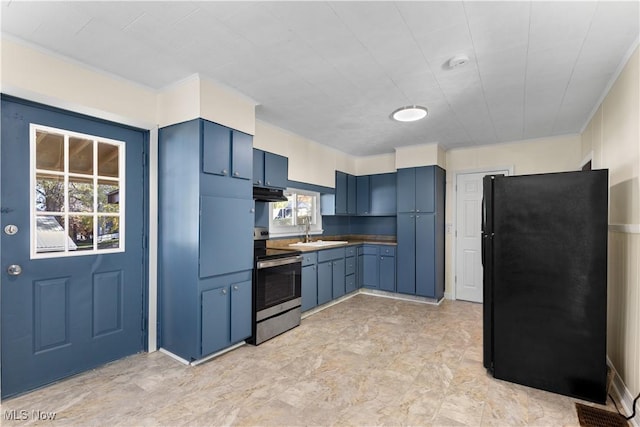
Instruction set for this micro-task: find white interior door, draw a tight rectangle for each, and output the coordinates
[455,169,509,302]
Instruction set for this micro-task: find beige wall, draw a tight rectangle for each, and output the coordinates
[395,143,446,170]
[444,134,583,299]
[253,120,357,188]
[584,46,640,397]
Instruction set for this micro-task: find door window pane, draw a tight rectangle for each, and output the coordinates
[36,174,65,212]
[35,131,64,172]
[68,176,94,213]
[68,137,94,175]
[98,142,119,177]
[31,124,125,258]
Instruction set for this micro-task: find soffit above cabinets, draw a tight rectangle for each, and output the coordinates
[2,1,638,156]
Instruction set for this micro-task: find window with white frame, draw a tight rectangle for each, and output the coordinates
[269,188,322,237]
[31,124,125,258]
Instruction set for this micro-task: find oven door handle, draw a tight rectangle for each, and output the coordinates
[257,255,303,269]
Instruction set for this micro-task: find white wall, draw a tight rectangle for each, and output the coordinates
[584,45,640,399]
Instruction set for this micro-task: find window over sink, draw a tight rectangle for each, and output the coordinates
[268,188,323,238]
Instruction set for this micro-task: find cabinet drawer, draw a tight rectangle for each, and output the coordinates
[345,246,356,257]
[346,274,356,293]
[302,252,318,267]
[380,246,396,256]
[318,247,345,262]
[360,246,378,255]
[345,256,356,275]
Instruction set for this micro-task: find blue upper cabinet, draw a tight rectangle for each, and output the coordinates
[370,173,396,215]
[397,166,434,213]
[253,149,288,189]
[231,130,252,180]
[347,174,357,215]
[335,171,348,214]
[356,175,371,215]
[264,151,288,188]
[202,121,231,176]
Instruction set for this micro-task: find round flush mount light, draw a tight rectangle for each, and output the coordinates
[391,105,428,122]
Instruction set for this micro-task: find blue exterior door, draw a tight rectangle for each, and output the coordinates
[1,97,147,398]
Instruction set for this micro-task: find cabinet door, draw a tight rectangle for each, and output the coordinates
[379,255,396,292]
[396,213,416,294]
[396,168,415,212]
[361,251,379,289]
[356,175,371,215]
[231,130,252,180]
[264,152,288,189]
[357,253,364,288]
[335,171,348,215]
[345,274,356,293]
[415,166,435,213]
[230,280,252,343]
[201,287,230,356]
[370,173,397,215]
[253,149,265,186]
[301,264,318,312]
[202,121,231,176]
[347,174,357,215]
[332,258,346,298]
[317,261,333,305]
[415,213,436,297]
[200,196,254,278]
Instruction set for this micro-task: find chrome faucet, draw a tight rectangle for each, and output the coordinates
[303,215,311,243]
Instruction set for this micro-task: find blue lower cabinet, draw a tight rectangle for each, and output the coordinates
[332,258,346,298]
[201,276,252,356]
[346,274,356,293]
[379,253,396,292]
[301,263,318,312]
[360,245,379,289]
[317,261,333,305]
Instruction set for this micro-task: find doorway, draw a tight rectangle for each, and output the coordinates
[454,167,510,302]
[1,96,148,398]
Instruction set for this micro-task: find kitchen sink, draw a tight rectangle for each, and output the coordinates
[289,240,349,248]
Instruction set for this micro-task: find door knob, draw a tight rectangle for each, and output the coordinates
[7,264,22,276]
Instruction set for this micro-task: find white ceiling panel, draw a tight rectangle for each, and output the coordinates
[1,1,637,156]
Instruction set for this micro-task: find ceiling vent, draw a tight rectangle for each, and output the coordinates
[448,54,469,69]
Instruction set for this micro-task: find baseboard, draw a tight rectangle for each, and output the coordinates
[607,357,639,427]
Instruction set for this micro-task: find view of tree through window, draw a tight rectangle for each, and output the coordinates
[270,189,320,236]
[32,125,123,256]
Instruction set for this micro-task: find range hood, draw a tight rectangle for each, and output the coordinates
[253,186,288,202]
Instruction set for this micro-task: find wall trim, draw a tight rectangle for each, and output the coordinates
[609,224,640,234]
[607,357,639,427]
[579,151,593,170]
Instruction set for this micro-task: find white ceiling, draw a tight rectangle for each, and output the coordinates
[2,1,638,156]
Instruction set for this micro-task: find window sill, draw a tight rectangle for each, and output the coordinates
[268,229,324,239]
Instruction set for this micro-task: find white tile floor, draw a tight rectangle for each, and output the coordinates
[1,294,614,426]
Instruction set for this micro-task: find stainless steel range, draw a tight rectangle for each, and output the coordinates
[249,227,303,345]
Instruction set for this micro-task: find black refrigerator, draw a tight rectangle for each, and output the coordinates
[482,169,608,404]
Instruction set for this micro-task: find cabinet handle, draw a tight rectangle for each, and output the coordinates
[257,180,262,185]
[221,289,227,295]
[221,169,228,175]
[233,285,239,291]
[250,208,255,213]
[266,181,271,185]
[233,171,239,176]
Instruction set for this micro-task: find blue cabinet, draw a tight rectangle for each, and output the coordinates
[301,252,318,312]
[317,248,346,302]
[159,118,253,361]
[199,196,253,278]
[356,176,370,215]
[202,121,251,180]
[201,276,252,356]
[358,245,396,291]
[370,173,397,215]
[397,167,434,213]
[331,171,356,215]
[253,149,288,189]
[396,166,445,299]
[356,173,396,216]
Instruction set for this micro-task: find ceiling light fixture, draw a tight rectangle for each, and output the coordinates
[391,105,428,122]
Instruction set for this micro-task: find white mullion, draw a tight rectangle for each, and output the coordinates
[63,135,69,253]
[119,142,125,251]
